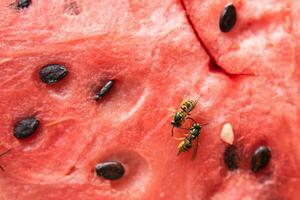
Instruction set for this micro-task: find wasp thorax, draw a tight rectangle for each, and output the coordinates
[172,112,185,126]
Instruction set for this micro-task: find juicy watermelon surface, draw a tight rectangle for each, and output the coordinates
[0,0,300,199]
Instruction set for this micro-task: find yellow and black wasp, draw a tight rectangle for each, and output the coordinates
[170,98,198,135]
[0,149,11,172]
[177,122,202,159]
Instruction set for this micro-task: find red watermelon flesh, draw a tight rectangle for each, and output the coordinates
[292,0,300,79]
[182,0,295,76]
[0,0,300,199]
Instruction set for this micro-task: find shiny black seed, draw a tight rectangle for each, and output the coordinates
[95,161,125,180]
[251,146,271,172]
[94,80,114,101]
[219,3,237,32]
[17,0,31,8]
[224,145,239,171]
[39,64,68,84]
[13,117,39,139]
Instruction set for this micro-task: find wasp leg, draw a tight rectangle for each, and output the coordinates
[171,126,175,136]
[200,122,209,126]
[167,108,176,112]
[172,126,188,136]
[172,126,189,136]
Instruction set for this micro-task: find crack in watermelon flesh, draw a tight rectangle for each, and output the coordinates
[0,0,300,199]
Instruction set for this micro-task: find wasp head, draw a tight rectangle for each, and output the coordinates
[192,123,201,130]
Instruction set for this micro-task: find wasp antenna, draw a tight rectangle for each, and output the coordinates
[186,117,197,124]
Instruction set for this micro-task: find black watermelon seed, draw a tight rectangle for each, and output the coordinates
[251,146,271,172]
[95,161,125,180]
[13,117,39,139]
[224,145,239,171]
[94,80,114,101]
[219,3,237,32]
[17,0,31,8]
[39,64,68,84]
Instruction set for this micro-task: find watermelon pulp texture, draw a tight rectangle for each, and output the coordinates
[0,0,300,199]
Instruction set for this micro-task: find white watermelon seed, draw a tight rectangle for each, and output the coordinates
[220,123,234,145]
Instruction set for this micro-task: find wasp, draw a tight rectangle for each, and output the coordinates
[171,99,198,135]
[177,123,201,159]
[0,149,11,172]
[177,122,207,159]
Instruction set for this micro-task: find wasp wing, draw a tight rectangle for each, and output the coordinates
[191,137,199,160]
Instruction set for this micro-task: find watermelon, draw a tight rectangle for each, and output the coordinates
[0,0,299,199]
